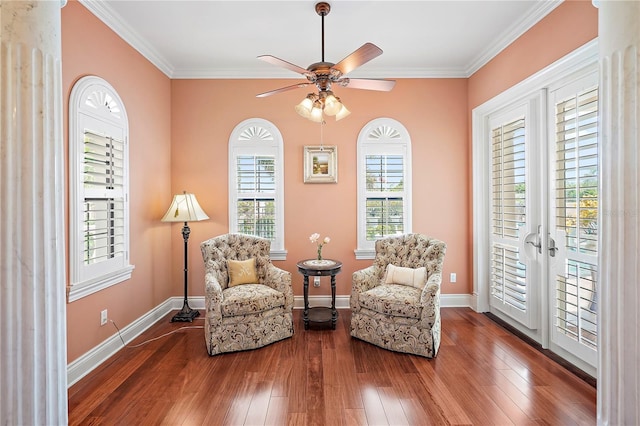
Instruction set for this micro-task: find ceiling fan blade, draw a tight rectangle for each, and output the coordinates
[256,82,311,98]
[332,43,383,76]
[257,55,310,75]
[339,78,396,91]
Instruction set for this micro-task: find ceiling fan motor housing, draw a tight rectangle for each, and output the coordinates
[306,61,341,91]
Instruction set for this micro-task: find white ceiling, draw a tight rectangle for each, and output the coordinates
[80,0,562,79]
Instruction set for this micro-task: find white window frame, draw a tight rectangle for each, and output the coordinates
[68,76,134,302]
[228,118,286,260]
[355,118,412,259]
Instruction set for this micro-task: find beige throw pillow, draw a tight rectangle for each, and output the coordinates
[227,258,258,287]
[384,264,427,289]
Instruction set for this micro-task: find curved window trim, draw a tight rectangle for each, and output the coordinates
[355,117,412,259]
[68,76,134,302]
[228,118,287,260]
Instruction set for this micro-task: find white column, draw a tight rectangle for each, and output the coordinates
[0,1,67,424]
[597,1,640,425]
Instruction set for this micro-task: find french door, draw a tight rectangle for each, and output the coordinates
[489,102,541,330]
[547,74,599,367]
[488,70,599,369]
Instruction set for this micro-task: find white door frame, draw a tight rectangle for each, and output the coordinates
[472,41,598,357]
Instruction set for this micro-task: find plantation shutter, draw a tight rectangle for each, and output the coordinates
[82,130,126,265]
[490,117,529,316]
[553,86,599,351]
[365,155,405,241]
[236,155,276,240]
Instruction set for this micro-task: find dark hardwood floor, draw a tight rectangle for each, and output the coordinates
[68,308,596,425]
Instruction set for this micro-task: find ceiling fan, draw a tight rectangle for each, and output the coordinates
[256,1,396,121]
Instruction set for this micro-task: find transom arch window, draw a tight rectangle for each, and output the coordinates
[68,76,134,302]
[229,118,286,260]
[355,118,412,259]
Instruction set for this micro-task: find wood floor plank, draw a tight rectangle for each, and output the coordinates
[411,360,475,425]
[265,396,288,426]
[244,380,274,426]
[492,370,542,420]
[436,365,513,425]
[333,340,364,410]
[223,371,260,426]
[342,408,368,426]
[402,373,450,425]
[322,384,347,426]
[480,384,535,425]
[67,308,597,426]
[358,383,389,425]
[286,412,306,426]
[397,397,433,426]
[304,335,325,426]
[378,386,411,426]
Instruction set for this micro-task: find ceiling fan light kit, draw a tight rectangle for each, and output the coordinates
[257,1,395,122]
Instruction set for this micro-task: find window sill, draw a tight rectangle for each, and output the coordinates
[270,249,287,261]
[354,249,375,260]
[67,265,135,302]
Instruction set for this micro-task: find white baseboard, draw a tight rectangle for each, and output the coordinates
[293,295,351,309]
[292,294,472,309]
[440,293,473,307]
[68,293,472,387]
[469,293,479,312]
[67,297,185,387]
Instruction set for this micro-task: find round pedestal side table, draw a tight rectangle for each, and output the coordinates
[296,259,342,330]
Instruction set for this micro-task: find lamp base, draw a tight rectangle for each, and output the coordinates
[171,302,200,322]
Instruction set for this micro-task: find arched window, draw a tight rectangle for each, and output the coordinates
[228,118,286,259]
[355,118,412,259]
[68,76,134,301]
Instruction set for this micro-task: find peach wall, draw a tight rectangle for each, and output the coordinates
[171,78,469,298]
[468,0,598,109]
[62,1,173,362]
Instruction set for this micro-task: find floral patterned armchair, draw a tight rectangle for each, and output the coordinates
[200,233,294,355]
[350,234,446,358]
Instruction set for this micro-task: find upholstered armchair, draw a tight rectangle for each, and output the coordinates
[200,233,294,356]
[350,234,446,358]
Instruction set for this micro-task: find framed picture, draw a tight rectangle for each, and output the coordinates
[304,145,338,183]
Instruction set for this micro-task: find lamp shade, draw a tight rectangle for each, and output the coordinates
[161,192,209,222]
[295,95,314,119]
[309,101,324,123]
[335,103,351,121]
[323,93,341,116]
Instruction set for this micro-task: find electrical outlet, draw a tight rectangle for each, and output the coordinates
[450,273,457,283]
[313,276,321,288]
[100,309,108,326]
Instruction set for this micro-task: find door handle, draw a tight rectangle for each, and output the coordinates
[525,225,542,254]
[548,235,559,257]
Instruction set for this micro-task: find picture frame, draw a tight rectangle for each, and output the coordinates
[303,145,338,183]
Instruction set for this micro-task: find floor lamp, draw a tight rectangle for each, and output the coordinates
[162,191,209,322]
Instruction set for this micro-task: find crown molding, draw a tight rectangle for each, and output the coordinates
[170,66,470,79]
[79,0,175,78]
[465,0,563,76]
